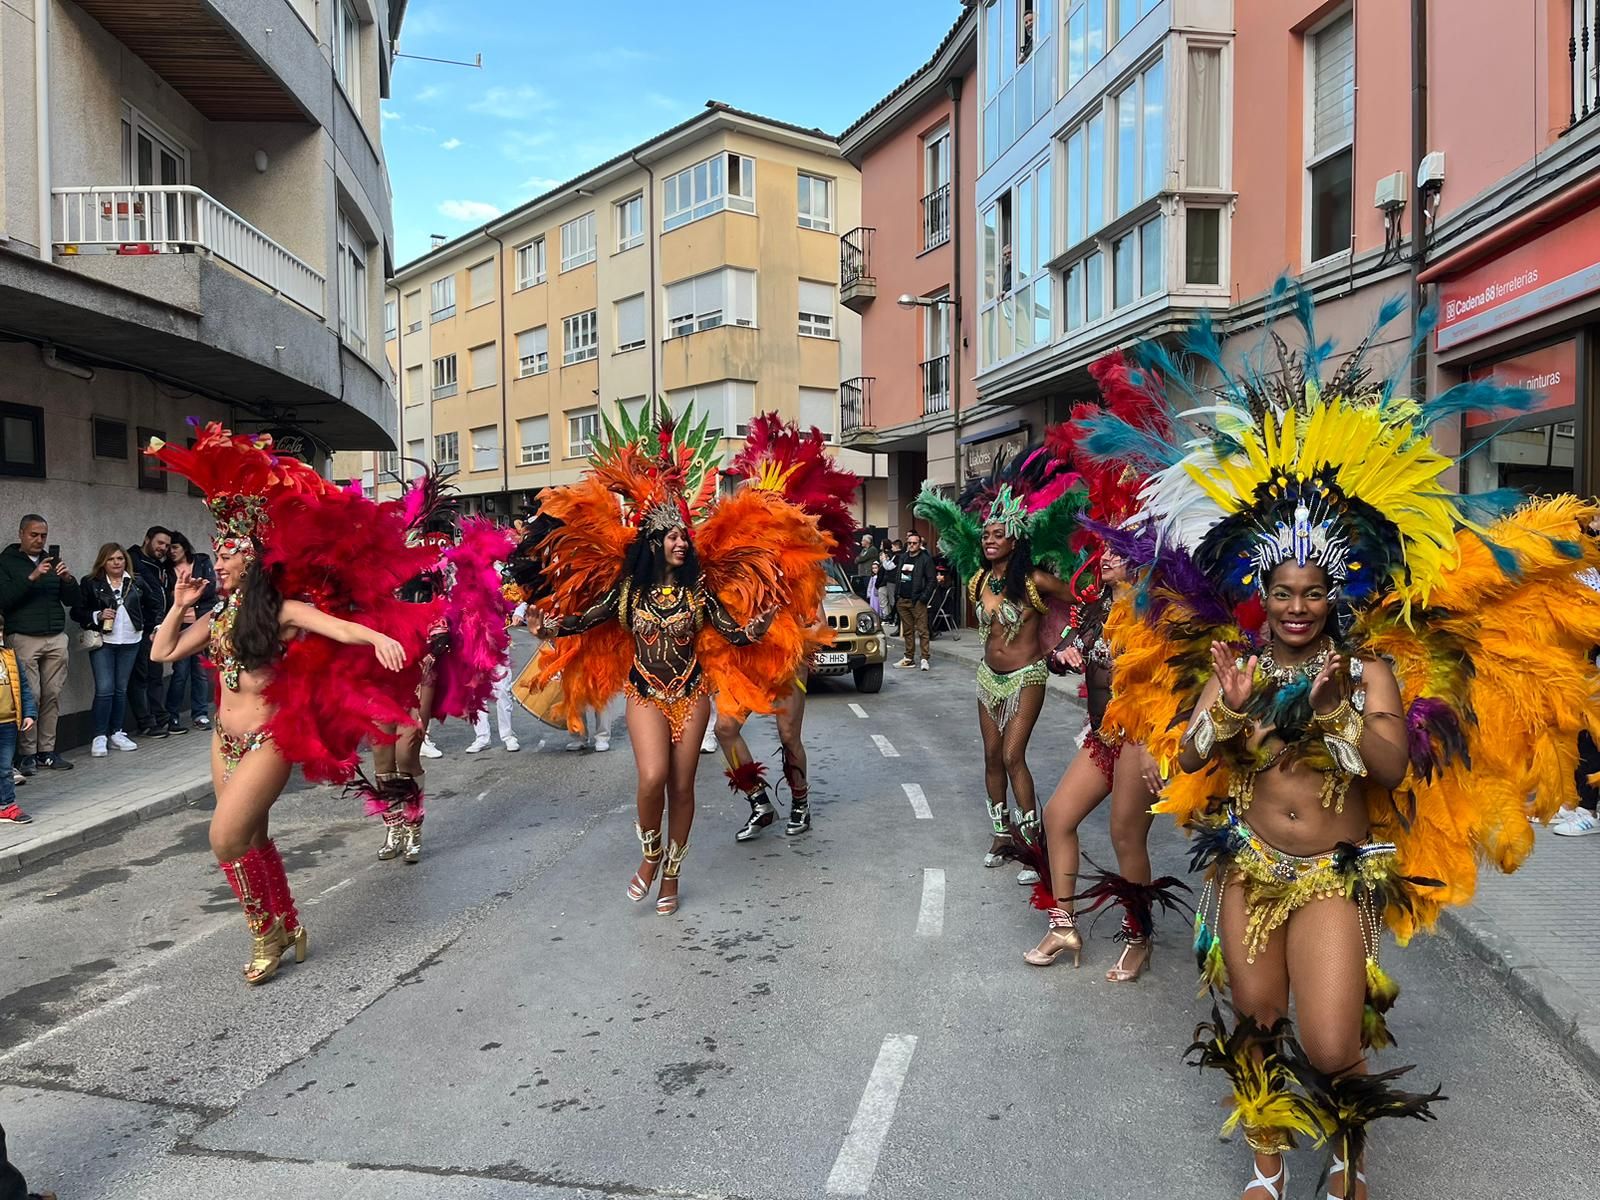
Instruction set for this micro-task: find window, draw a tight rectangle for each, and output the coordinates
[518,416,551,465]
[383,300,397,341]
[431,354,458,399]
[616,294,646,353]
[665,268,757,338]
[562,310,598,365]
[1112,58,1164,217]
[560,212,596,271]
[469,342,498,390]
[376,450,400,478]
[468,259,495,308]
[406,439,425,471]
[662,152,756,231]
[983,0,1054,168]
[93,417,128,460]
[1187,46,1224,189]
[1085,250,1104,323]
[517,326,549,376]
[1113,231,1136,308]
[1186,207,1221,284]
[567,407,601,457]
[924,127,952,250]
[798,281,835,338]
[136,426,166,492]
[619,396,649,427]
[1066,0,1106,91]
[434,432,459,470]
[616,194,644,251]
[516,238,546,289]
[470,424,499,472]
[430,275,456,321]
[336,210,368,353]
[1306,10,1354,263]
[799,387,837,440]
[666,381,755,439]
[334,0,361,112]
[1139,215,1163,296]
[979,157,1053,366]
[405,365,424,406]
[797,173,833,231]
[404,289,422,332]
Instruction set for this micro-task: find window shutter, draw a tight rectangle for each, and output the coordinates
[799,387,835,435]
[617,295,645,348]
[1312,12,1355,156]
[799,280,833,316]
[470,343,497,388]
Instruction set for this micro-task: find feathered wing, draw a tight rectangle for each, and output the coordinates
[1357,496,1600,940]
[913,485,981,581]
[695,488,832,718]
[727,412,860,565]
[431,518,518,723]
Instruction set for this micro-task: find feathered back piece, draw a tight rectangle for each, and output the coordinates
[590,397,721,535]
[430,517,519,724]
[724,412,860,564]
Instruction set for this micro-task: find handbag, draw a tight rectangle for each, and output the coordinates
[79,627,104,651]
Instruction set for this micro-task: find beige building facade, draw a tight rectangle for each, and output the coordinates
[371,104,884,523]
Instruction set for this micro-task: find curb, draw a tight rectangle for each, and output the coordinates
[1438,901,1600,1082]
[0,780,213,876]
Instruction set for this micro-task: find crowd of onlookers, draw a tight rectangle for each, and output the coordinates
[853,530,955,673]
[0,514,217,825]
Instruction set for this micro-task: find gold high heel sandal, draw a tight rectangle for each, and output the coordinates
[377,820,405,861]
[243,918,294,985]
[402,822,422,865]
[1022,908,1082,967]
[628,825,664,901]
[656,839,688,915]
[1105,936,1152,983]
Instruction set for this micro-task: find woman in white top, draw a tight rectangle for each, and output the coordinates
[73,543,146,756]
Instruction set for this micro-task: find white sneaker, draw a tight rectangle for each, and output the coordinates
[502,736,521,752]
[1553,805,1580,826]
[700,729,717,754]
[919,658,930,671]
[91,735,108,757]
[465,736,491,754]
[1017,868,1041,885]
[419,737,443,759]
[565,737,587,752]
[110,732,138,752]
[1552,809,1600,837]
[593,734,610,752]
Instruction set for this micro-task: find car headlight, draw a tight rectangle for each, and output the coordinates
[856,611,879,634]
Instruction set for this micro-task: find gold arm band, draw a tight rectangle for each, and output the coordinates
[1188,696,1250,760]
[1312,699,1367,780]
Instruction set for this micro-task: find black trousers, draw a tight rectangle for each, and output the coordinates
[126,633,167,730]
[0,1121,33,1200]
[1578,730,1600,814]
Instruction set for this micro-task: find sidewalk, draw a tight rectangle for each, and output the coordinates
[0,733,213,874]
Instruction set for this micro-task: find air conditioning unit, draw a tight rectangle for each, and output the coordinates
[1374,171,1407,212]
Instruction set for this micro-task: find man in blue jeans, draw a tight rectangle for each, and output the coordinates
[0,619,38,824]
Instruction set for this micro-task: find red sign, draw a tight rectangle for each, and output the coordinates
[1436,203,1600,350]
[1464,338,1578,428]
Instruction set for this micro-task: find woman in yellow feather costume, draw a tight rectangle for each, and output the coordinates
[516,399,830,916]
[1080,286,1600,1200]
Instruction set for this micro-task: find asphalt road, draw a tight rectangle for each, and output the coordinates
[1,650,1597,1199]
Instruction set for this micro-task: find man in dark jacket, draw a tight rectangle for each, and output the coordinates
[125,526,172,739]
[895,531,936,671]
[0,514,82,773]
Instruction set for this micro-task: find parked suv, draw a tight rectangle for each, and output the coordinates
[813,559,886,692]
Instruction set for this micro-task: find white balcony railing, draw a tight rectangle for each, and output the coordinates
[53,185,325,317]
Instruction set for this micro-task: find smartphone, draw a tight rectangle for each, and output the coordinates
[46,543,60,563]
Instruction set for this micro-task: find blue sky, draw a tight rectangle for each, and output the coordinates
[384,0,967,263]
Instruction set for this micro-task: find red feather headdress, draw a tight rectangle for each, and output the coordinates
[723,412,860,564]
[589,398,721,535]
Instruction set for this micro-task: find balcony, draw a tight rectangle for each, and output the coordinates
[922,184,951,252]
[921,355,951,415]
[840,227,876,313]
[54,186,325,317]
[841,376,874,435]
[1572,0,1600,127]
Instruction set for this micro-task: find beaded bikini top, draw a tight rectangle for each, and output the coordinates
[209,592,244,692]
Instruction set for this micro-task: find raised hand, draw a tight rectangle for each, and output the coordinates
[1210,641,1257,711]
[172,564,208,608]
[1310,651,1347,715]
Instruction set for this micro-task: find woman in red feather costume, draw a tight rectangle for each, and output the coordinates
[712,413,859,841]
[146,423,438,985]
[522,400,831,914]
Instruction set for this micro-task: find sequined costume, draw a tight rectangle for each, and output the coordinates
[969,569,1050,731]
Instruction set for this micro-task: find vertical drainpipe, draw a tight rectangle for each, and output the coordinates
[1409,0,1428,400]
[630,151,660,403]
[34,0,52,261]
[489,231,510,506]
[946,75,964,485]
[388,280,404,477]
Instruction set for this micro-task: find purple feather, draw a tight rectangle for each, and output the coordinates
[1405,697,1467,781]
[1151,545,1234,628]
[1081,515,1155,565]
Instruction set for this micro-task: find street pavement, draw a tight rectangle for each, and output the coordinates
[2,647,1599,1199]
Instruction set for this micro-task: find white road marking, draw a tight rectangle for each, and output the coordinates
[0,983,155,1061]
[848,703,869,719]
[901,783,932,820]
[871,734,899,758]
[318,876,355,897]
[915,869,945,936]
[825,1034,919,1195]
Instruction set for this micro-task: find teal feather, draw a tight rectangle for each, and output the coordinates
[1549,537,1583,559]
[1381,307,1438,405]
[1078,412,1184,471]
[1419,381,1537,428]
[913,484,982,581]
[1449,488,1526,527]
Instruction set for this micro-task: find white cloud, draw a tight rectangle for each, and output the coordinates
[520,176,563,195]
[501,128,556,163]
[438,199,502,223]
[414,84,444,102]
[382,108,403,121]
[411,124,437,135]
[440,137,462,151]
[470,85,556,120]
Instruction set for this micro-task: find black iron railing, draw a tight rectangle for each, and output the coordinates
[841,376,873,432]
[922,184,951,251]
[841,226,875,289]
[921,355,951,415]
[1571,1,1599,126]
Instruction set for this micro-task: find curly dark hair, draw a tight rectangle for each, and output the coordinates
[625,528,701,593]
[981,531,1035,604]
[232,555,285,673]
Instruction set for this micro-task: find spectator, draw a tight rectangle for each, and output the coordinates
[71,543,145,757]
[468,597,523,754]
[895,531,936,671]
[126,526,172,740]
[0,1118,53,1200]
[0,513,81,774]
[853,532,877,596]
[1554,514,1600,838]
[162,532,216,733]
[877,540,901,632]
[0,614,38,823]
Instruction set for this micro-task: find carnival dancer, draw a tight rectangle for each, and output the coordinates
[713,413,859,840]
[519,400,831,914]
[146,424,437,985]
[915,447,1086,884]
[1084,289,1600,1199]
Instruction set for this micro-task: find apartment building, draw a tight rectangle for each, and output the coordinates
[838,8,979,538]
[372,103,882,523]
[0,0,405,746]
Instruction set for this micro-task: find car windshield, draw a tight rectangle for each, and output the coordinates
[823,559,853,596]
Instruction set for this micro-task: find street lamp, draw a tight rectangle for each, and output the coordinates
[896,293,957,311]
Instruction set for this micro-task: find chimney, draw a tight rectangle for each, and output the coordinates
[430,233,447,249]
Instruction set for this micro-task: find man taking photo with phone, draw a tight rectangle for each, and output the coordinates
[0,514,81,774]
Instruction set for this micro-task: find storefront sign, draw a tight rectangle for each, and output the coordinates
[1437,205,1600,351]
[1464,338,1579,428]
[263,426,320,465]
[963,428,1030,479]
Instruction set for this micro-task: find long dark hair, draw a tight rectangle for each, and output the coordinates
[232,556,285,672]
[985,532,1035,604]
[166,531,196,565]
[626,529,701,592]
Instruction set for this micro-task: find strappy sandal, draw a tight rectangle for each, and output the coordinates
[628,824,663,901]
[656,840,688,915]
[1244,1158,1286,1199]
[1022,908,1082,967]
[1327,1155,1367,1200]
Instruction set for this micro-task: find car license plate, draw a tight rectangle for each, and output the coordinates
[813,651,847,667]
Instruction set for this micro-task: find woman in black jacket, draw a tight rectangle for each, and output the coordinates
[71,543,146,757]
[163,532,218,733]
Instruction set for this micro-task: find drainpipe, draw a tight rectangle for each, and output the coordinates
[388,280,404,480]
[946,75,964,482]
[1409,0,1428,399]
[630,150,660,402]
[489,231,511,504]
[34,0,52,261]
